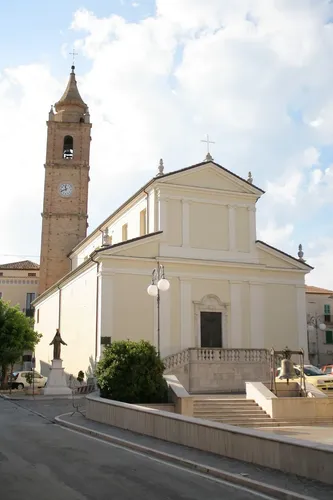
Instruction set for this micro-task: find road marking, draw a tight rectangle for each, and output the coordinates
[58,423,281,499]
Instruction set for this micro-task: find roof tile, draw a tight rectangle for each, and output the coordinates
[0,260,40,270]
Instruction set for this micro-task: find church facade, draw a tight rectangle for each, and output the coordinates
[33,68,312,379]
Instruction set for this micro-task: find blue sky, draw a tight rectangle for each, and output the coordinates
[1,0,333,286]
[0,1,154,72]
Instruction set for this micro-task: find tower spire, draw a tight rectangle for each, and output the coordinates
[54,65,87,114]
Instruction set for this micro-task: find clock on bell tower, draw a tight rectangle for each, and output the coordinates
[39,65,92,294]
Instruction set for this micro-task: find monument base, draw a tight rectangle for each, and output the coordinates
[43,359,72,396]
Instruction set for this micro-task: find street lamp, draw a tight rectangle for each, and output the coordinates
[307,313,326,366]
[147,264,170,356]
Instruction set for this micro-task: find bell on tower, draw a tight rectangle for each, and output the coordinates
[63,135,74,160]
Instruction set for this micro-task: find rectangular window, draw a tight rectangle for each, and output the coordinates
[101,336,111,345]
[326,330,333,344]
[140,208,147,236]
[28,273,36,277]
[122,223,128,241]
[324,304,331,323]
[26,292,36,311]
[0,292,2,300]
[0,272,3,276]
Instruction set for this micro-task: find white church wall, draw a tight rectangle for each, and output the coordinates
[72,195,148,268]
[111,272,154,344]
[157,185,258,262]
[35,264,97,379]
[35,291,60,376]
[60,265,97,378]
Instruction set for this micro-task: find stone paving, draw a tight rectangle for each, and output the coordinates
[256,425,333,445]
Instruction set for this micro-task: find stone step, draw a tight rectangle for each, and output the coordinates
[194,410,267,417]
[193,399,255,403]
[193,405,261,411]
[193,401,259,406]
[212,415,271,422]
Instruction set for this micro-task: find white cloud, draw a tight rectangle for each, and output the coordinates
[1,1,333,288]
[258,222,294,247]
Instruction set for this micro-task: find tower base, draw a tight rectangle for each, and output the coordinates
[43,359,72,396]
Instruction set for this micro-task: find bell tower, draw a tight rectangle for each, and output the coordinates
[39,65,92,294]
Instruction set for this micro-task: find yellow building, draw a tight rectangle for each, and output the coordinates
[0,260,39,315]
[306,285,333,367]
[0,260,39,370]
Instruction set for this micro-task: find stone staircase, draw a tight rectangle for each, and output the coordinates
[193,396,333,428]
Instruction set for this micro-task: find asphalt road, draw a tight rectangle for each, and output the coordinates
[0,398,272,500]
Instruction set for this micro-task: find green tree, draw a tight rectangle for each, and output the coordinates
[96,340,168,404]
[0,299,42,388]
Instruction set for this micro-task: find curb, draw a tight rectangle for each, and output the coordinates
[55,414,314,500]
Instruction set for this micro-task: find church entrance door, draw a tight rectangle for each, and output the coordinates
[200,312,222,348]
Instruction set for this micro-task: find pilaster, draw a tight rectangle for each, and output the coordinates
[96,271,114,360]
[228,204,236,251]
[180,278,192,350]
[182,199,190,247]
[230,280,243,347]
[249,282,265,348]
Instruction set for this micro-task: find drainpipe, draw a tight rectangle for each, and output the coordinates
[144,188,150,233]
[57,285,62,330]
[90,253,100,363]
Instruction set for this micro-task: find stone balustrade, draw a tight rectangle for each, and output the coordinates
[163,348,270,393]
[190,348,269,363]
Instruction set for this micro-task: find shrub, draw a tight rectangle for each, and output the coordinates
[96,340,169,404]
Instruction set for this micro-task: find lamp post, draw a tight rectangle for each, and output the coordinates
[307,313,326,367]
[147,264,170,356]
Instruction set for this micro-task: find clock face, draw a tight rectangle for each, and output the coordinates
[59,183,73,197]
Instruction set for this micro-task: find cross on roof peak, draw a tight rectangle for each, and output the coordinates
[201,134,215,161]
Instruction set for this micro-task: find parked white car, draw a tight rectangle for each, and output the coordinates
[10,371,47,389]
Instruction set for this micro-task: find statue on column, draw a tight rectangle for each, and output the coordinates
[50,329,67,360]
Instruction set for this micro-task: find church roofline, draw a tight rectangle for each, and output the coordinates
[69,160,264,258]
[93,231,163,255]
[33,232,163,306]
[256,240,314,270]
[160,160,265,195]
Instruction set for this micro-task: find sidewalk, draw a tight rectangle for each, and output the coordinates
[56,412,332,500]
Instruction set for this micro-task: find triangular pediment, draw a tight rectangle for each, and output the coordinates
[97,232,161,259]
[159,161,263,196]
[256,241,313,272]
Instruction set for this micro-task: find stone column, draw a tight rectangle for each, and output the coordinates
[230,281,243,347]
[228,204,236,251]
[180,279,192,350]
[249,282,265,348]
[296,285,309,362]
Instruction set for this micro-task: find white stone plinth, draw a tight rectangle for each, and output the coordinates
[43,359,72,396]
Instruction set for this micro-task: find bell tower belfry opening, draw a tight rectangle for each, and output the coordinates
[39,65,92,294]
